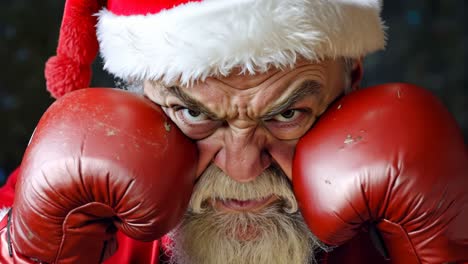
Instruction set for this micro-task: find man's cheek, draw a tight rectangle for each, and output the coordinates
[195,139,223,178]
[267,140,298,180]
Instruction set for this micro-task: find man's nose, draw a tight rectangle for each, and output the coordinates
[213,129,271,182]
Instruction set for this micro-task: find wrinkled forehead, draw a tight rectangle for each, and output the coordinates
[152,58,343,90]
[144,58,346,111]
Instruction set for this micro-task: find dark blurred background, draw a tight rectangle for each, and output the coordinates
[0,0,467,185]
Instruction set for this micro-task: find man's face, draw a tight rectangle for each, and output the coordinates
[144,58,351,263]
[145,59,347,181]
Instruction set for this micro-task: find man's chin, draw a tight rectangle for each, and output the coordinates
[223,215,263,242]
[213,198,287,242]
[168,204,323,264]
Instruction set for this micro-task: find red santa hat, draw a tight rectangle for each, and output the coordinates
[45,0,386,98]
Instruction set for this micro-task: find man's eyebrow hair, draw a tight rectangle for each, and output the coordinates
[166,85,219,119]
[262,80,322,119]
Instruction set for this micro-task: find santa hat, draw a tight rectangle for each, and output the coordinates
[45,0,386,98]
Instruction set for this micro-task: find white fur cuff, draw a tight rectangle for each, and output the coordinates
[0,207,10,220]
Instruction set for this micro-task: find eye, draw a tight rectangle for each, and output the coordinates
[176,107,210,123]
[170,106,222,139]
[271,109,302,122]
[263,108,315,140]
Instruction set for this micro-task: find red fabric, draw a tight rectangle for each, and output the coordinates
[0,167,19,208]
[107,0,202,15]
[104,233,162,264]
[45,55,92,98]
[45,0,101,98]
[60,0,101,64]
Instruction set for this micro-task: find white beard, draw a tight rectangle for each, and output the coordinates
[166,165,327,264]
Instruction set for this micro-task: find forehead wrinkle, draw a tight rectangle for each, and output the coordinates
[200,79,269,121]
[209,67,283,91]
[249,63,328,118]
[262,80,322,119]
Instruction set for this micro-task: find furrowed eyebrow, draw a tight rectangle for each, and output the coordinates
[166,85,220,119]
[262,80,322,120]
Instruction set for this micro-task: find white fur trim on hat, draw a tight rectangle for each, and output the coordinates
[97,0,385,85]
[0,207,9,220]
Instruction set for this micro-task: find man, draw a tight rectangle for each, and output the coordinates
[1,0,467,263]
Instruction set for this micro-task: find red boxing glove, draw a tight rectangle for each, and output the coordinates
[293,84,468,263]
[0,88,197,263]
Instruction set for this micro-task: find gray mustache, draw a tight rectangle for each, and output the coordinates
[189,164,298,214]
